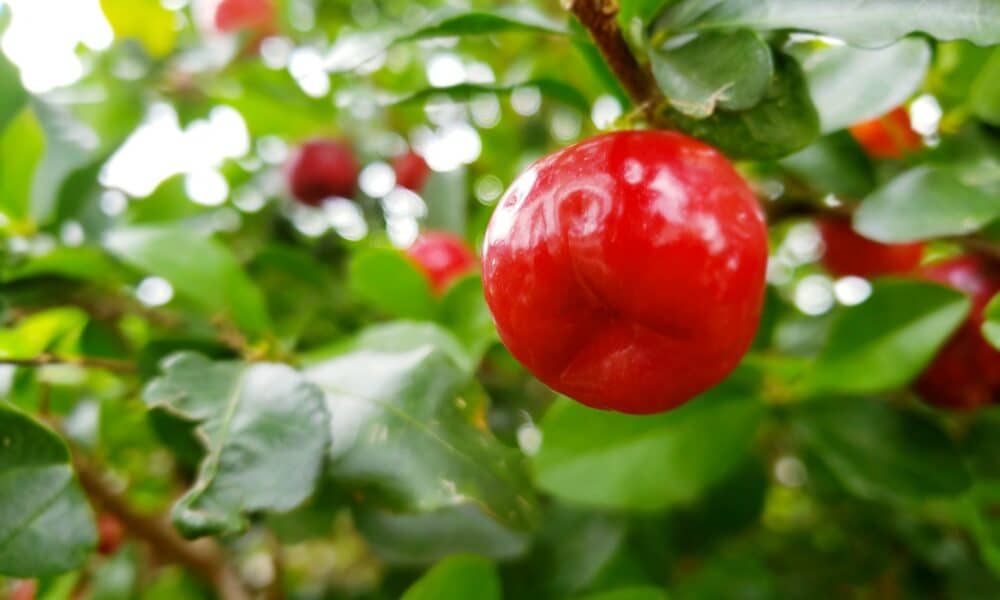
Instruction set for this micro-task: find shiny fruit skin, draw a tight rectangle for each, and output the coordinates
[214,0,275,33]
[482,130,768,414]
[393,151,431,192]
[97,513,125,556]
[818,218,924,278]
[406,231,477,294]
[848,106,922,159]
[285,139,360,206]
[916,256,1000,410]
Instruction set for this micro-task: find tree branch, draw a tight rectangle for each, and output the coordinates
[563,0,665,123]
[0,354,136,373]
[73,456,251,600]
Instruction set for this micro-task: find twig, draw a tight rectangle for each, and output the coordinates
[0,353,136,373]
[563,0,666,125]
[73,456,251,600]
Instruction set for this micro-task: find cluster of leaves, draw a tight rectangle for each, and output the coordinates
[0,0,999,598]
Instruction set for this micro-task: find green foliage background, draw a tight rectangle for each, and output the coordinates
[1,0,1000,598]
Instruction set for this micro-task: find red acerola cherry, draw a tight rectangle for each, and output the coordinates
[848,106,922,159]
[406,231,478,294]
[818,218,924,278]
[214,0,276,33]
[915,255,1000,410]
[482,131,768,414]
[10,580,36,600]
[393,151,431,192]
[97,512,125,556]
[285,139,360,206]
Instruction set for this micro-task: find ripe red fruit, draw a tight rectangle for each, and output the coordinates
[848,106,922,159]
[214,0,276,33]
[818,217,924,278]
[406,231,478,294]
[393,151,431,192]
[916,255,1000,410]
[10,580,36,600]
[97,512,125,556]
[285,139,360,206]
[482,131,768,414]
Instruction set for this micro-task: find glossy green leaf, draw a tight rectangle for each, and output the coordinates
[984,292,1000,350]
[401,554,501,600]
[0,48,27,135]
[103,225,271,336]
[854,166,1000,243]
[794,38,931,133]
[808,279,970,395]
[348,247,436,321]
[654,0,1000,47]
[29,102,102,224]
[796,397,971,501]
[971,47,1000,125]
[143,352,329,538]
[532,387,762,511]
[650,29,773,118]
[0,405,95,576]
[327,6,568,73]
[0,108,43,221]
[355,503,531,565]
[386,79,591,114]
[780,131,875,198]
[438,275,497,367]
[303,323,538,534]
[662,53,819,159]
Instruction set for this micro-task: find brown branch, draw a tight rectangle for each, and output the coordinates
[0,353,136,373]
[73,456,251,600]
[563,0,665,124]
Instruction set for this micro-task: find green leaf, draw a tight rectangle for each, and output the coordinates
[401,554,501,600]
[348,247,436,321]
[303,323,538,534]
[0,107,44,221]
[29,102,102,224]
[531,387,762,511]
[650,29,773,118]
[971,47,1000,125]
[327,6,568,73]
[0,48,27,135]
[103,225,271,336]
[577,587,668,600]
[807,279,970,395]
[984,292,1000,350]
[386,79,591,114]
[796,397,971,502]
[422,168,468,236]
[355,503,531,565]
[143,353,329,538]
[0,307,88,359]
[793,38,931,133]
[780,131,876,198]
[662,52,819,159]
[654,0,1000,47]
[0,404,96,576]
[100,0,177,57]
[438,275,497,368]
[1,246,119,284]
[854,166,1000,243]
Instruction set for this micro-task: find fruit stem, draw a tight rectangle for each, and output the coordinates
[563,0,669,127]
